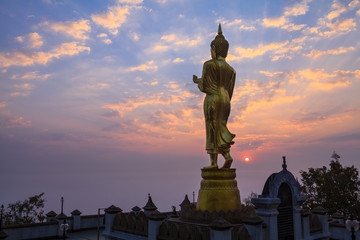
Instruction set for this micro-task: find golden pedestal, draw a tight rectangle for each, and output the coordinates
[196,168,241,212]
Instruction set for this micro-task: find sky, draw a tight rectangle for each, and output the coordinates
[1,0,360,215]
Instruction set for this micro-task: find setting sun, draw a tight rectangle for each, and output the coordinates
[245,157,250,162]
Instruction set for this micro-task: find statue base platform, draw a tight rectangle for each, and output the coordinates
[196,168,241,212]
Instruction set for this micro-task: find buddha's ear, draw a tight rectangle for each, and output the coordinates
[211,45,216,58]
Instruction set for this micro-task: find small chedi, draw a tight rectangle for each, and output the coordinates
[193,24,241,213]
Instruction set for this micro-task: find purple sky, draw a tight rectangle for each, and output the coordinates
[1,0,360,215]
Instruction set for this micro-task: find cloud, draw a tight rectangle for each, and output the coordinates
[327,2,346,20]
[28,33,44,48]
[282,23,306,32]
[303,46,355,58]
[263,16,287,27]
[117,0,143,4]
[227,41,289,61]
[150,33,202,53]
[14,83,32,90]
[259,71,284,78]
[0,116,31,128]
[130,32,139,41]
[102,110,121,119]
[349,0,360,9]
[102,94,186,116]
[126,60,158,72]
[262,16,305,32]
[173,58,184,63]
[97,33,112,44]
[264,68,357,91]
[221,18,256,31]
[0,102,6,109]
[143,81,158,86]
[87,83,109,89]
[319,18,357,37]
[284,0,312,16]
[306,4,357,38]
[11,71,51,80]
[15,32,44,49]
[91,6,130,35]
[0,42,90,67]
[43,0,63,5]
[102,39,112,44]
[97,33,108,38]
[100,91,202,141]
[161,34,202,47]
[43,19,91,40]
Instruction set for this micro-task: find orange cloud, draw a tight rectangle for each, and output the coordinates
[349,0,360,9]
[14,83,32,90]
[310,80,351,90]
[101,92,189,119]
[0,42,90,67]
[264,68,357,91]
[0,116,31,128]
[126,60,158,72]
[44,19,91,40]
[173,58,184,63]
[97,33,112,44]
[327,2,346,20]
[15,32,43,49]
[87,83,109,89]
[0,102,6,108]
[91,6,129,35]
[263,16,305,32]
[282,23,306,32]
[221,18,256,31]
[315,18,357,37]
[12,71,51,80]
[28,32,43,48]
[304,46,355,58]
[284,0,312,16]
[259,71,284,77]
[228,41,289,61]
[263,16,287,27]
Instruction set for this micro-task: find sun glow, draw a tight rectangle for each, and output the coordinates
[245,157,250,162]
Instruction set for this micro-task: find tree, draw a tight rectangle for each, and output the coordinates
[3,193,46,225]
[300,155,360,217]
[242,192,258,206]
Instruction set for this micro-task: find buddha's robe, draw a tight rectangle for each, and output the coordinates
[197,59,236,154]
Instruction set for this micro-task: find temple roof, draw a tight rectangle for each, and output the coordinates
[143,194,157,211]
[132,206,141,211]
[179,194,191,207]
[71,209,82,215]
[46,211,57,217]
[105,205,122,214]
[56,213,67,219]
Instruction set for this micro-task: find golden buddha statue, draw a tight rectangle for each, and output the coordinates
[193,24,236,169]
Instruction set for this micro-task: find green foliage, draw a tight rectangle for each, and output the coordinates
[300,160,360,217]
[3,193,46,225]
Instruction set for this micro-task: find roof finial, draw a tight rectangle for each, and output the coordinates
[282,156,287,171]
[218,23,222,35]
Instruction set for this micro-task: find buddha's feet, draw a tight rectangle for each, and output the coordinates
[221,158,233,168]
[203,164,218,169]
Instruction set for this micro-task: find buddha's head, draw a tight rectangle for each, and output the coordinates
[210,24,229,59]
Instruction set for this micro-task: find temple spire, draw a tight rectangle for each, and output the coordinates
[282,156,287,171]
[218,23,222,35]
